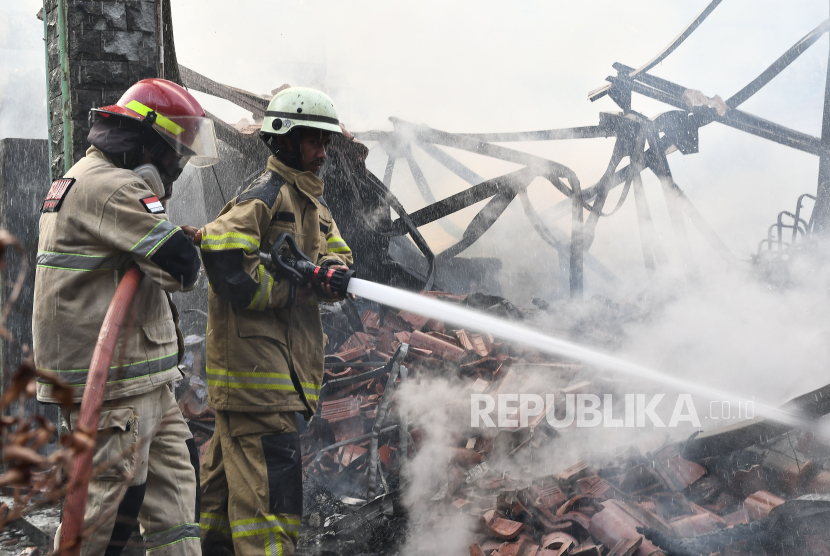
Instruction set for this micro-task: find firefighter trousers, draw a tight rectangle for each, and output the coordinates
[199,411,302,556]
[56,384,201,556]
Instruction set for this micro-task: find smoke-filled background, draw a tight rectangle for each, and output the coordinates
[3,2,830,551]
[169,1,829,404]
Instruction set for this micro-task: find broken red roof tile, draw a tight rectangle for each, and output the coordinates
[488,516,525,541]
[480,539,504,553]
[456,329,474,351]
[398,310,430,331]
[669,512,725,538]
[745,490,785,520]
[469,542,486,556]
[339,444,366,468]
[469,333,494,357]
[534,484,567,512]
[335,345,371,362]
[537,511,592,537]
[569,543,602,556]
[588,500,668,556]
[426,330,463,347]
[339,331,374,351]
[606,536,642,556]
[323,366,356,379]
[496,541,519,556]
[541,532,577,552]
[577,476,613,499]
[361,309,380,332]
[380,312,409,333]
[370,349,393,362]
[377,444,394,469]
[653,445,706,491]
[426,318,446,333]
[394,331,411,344]
[723,507,750,528]
[449,448,484,469]
[321,396,361,422]
[409,330,466,361]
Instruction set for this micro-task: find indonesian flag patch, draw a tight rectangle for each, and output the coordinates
[140,196,165,214]
[40,178,76,213]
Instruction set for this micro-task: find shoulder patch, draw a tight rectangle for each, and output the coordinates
[140,196,165,214]
[236,171,287,209]
[40,178,76,213]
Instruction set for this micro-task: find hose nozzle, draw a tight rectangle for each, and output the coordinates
[257,232,355,299]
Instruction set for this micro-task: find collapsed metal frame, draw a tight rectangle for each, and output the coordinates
[758,193,817,256]
[182,0,830,297]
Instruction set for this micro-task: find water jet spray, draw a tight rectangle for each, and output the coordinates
[261,235,828,441]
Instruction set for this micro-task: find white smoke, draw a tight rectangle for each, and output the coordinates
[0,0,48,140]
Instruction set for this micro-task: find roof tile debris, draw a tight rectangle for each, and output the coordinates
[173,293,830,555]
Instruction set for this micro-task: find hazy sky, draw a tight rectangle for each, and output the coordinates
[167,0,830,284]
[2,0,830,286]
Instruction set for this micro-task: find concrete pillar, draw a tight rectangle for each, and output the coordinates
[44,0,164,178]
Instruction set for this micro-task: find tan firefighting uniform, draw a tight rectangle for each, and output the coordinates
[34,147,202,556]
[198,156,353,556]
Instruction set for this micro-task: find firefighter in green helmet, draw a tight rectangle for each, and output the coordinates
[196,87,354,556]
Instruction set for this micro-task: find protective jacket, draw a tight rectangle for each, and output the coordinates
[201,156,353,414]
[34,147,200,403]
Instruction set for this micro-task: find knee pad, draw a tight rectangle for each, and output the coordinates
[261,432,303,515]
[186,437,202,519]
[104,483,146,556]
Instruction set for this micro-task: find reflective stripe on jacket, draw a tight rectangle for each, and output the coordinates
[34,147,198,402]
[201,156,353,414]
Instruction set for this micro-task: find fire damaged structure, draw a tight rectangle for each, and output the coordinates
[162,0,830,553]
[3,0,830,555]
[168,3,830,302]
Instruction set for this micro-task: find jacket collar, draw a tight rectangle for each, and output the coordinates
[266,156,324,199]
[86,146,112,163]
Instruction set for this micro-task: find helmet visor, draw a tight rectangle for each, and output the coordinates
[151,115,220,168]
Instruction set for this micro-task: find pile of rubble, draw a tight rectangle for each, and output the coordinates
[306,295,830,555]
[173,293,830,555]
[455,437,830,556]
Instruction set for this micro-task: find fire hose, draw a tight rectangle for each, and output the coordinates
[59,234,344,553]
[59,266,143,556]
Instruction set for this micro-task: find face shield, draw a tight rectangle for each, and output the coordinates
[121,100,221,168]
[145,114,220,168]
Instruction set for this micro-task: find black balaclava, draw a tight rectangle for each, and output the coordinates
[88,116,146,166]
[88,115,183,191]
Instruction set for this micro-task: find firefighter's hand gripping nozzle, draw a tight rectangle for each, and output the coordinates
[258,232,355,307]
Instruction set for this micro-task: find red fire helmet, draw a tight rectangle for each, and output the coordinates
[92,78,220,168]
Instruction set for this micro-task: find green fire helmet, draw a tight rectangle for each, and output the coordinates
[261,87,342,136]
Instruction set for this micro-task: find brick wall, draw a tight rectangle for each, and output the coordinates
[44,0,161,178]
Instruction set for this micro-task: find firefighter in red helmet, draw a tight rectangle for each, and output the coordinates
[33,78,219,556]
